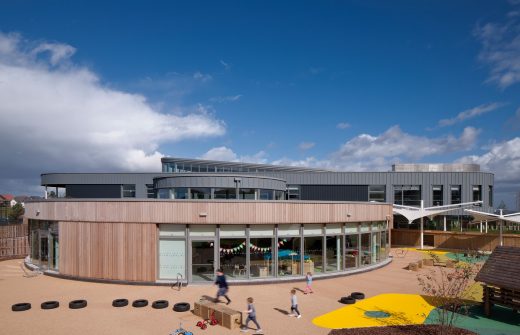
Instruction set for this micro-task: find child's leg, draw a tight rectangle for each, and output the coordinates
[293,304,301,316]
[251,316,261,329]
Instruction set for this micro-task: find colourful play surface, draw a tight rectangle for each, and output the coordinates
[313,293,520,335]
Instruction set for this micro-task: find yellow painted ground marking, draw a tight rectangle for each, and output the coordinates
[312,293,436,329]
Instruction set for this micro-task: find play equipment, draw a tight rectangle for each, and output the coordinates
[132,299,148,308]
[170,322,193,335]
[12,303,31,312]
[196,320,208,330]
[339,296,355,304]
[351,292,365,300]
[69,299,87,309]
[194,300,241,329]
[41,301,59,309]
[112,298,128,307]
[173,302,191,312]
[152,300,169,309]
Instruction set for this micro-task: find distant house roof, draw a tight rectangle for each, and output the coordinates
[475,246,520,291]
[0,194,14,201]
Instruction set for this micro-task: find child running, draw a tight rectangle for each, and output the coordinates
[289,289,301,318]
[304,272,314,294]
[214,268,231,305]
[241,297,263,333]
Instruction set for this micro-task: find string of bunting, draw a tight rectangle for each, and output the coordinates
[219,239,288,254]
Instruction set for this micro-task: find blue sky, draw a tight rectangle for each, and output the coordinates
[0,1,519,208]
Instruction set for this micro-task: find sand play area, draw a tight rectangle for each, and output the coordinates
[0,250,425,335]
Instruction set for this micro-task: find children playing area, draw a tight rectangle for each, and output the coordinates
[1,248,518,335]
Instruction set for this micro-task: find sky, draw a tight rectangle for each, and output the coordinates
[0,0,519,209]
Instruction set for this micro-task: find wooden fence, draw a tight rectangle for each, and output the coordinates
[0,223,29,260]
[392,229,520,252]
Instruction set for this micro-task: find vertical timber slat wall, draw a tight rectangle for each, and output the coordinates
[59,221,156,282]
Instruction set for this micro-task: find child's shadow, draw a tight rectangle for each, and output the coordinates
[292,287,305,293]
[273,307,289,315]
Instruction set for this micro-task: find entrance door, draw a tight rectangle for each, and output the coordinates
[40,236,49,268]
[191,240,215,282]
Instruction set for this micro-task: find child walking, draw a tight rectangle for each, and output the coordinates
[241,297,263,333]
[289,289,301,318]
[304,272,314,294]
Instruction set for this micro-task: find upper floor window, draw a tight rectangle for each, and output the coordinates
[394,185,421,207]
[122,184,136,198]
[368,185,386,202]
[450,185,461,204]
[288,185,300,200]
[472,185,482,202]
[146,184,155,198]
[432,185,443,206]
[489,186,493,207]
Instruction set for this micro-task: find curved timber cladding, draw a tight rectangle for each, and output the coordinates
[59,221,157,282]
[25,200,392,224]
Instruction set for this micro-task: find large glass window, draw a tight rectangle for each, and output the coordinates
[275,190,285,200]
[304,236,323,273]
[122,184,136,198]
[259,189,274,200]
[473,185,482,202]
[288,186,300,200]
[325,235,342,272]
[173,188,189,199]
[191,188,211,200]
[360,233,371,266]
[451,185,461,204]
[250,238,274,278]
[345,234,359,269]
[394,185,421,206]
[191,240,215,282]
[368,185,386,202]
[219,238,247,279]
[239,188,256,200]
[277,237,301,277]
[158,189,171,199]
[432,185,443,206]
[159,239,186,279]
[213,188,236,199]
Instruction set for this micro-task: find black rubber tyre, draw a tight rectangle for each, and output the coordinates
[339,296,356,304]
[132,299,148,308]
[12,303,31,312]
[173,302,190,312]
[351,292,365,300]
[112,299,128,307]
[41,301,59,310]
[69,299,87,309]
[152,300,169,309]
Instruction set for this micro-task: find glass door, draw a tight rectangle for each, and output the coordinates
[39,235,49,269]
[191,240,215,282]
[50,233,59,270]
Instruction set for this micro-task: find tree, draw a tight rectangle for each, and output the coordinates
[8,203,25,222]
[417,252,482,335]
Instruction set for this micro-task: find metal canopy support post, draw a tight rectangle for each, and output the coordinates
[420,200,424,249]
[485,220,488,233]
[443,216,447,232]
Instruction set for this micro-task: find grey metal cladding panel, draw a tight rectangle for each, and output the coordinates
[42,173,158,185]
[66,184,121,198]
[300,185,368,201]
[154,175,286,190]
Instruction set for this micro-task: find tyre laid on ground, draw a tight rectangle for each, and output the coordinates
[351,292,365,300]
[152,300,169,309]
[132,299,148,308]
[112,299,129,307]
[69,300,87,309]
[173,302,190,312]
[12,303,31,312]
[339,296,356,304]
[41,301,59,310]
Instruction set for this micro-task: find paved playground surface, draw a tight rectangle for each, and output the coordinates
[1,249,517,335]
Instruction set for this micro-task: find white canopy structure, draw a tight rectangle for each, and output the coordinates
[393,200,484,249]
[465,209,520,246]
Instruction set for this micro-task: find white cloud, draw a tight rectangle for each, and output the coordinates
[456,137,520,182]
[337,122,351,129]
[299,142,315,150]
[438,102,504,127]
[220,59,230,70]
[0,32,226,194]
[210,95,242,103]
[474,12,520,88]
[193,71,212,82]
[200,146,267,164]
